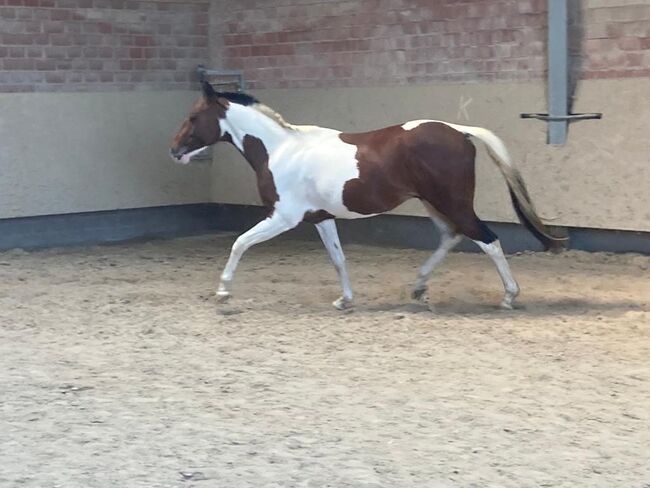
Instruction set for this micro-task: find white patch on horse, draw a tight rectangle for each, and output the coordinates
[401,120,429,131]
[222,102,371,221]
[272,131,371,219]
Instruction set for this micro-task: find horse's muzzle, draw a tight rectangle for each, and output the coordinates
[169,147,186,163]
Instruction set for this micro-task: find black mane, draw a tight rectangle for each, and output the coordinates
[218,91,259,106]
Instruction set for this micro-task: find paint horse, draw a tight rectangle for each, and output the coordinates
[171,81,563,310]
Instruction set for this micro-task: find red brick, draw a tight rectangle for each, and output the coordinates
[157,23,171,35]
[35,58,56,70]
[14,6,30,19]
[44,22,64,33]
[45,72,65,83]
[624,52,643,67]
[2,33,33,44]
[8,46,24,57]
[134,35,152,46]
[1,84,35,92]
[50,9,72,21]
[97,46,113,58]
[50,33,74,46]
[97,22,113,34]
[618,37,641,51]
[1,8,17,19]
[4,58,34,69]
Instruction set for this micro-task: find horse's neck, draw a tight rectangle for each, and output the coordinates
[221,104,290,157]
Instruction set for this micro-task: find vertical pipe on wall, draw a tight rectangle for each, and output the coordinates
[548,0,569,145]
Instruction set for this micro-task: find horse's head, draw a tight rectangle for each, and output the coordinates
[170,81,227,164]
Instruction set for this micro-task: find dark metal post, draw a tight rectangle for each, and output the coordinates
[548,0,568,145]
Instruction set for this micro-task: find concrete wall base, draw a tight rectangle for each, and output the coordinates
[1,204,648,254]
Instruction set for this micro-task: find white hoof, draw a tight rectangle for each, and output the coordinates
[216,281,232,303]
[333,297,353,310]
[500,286,519,310]
[216,290,231,303]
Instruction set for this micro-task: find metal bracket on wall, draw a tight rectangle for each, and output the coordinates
[520,0,601,145]
[521,113,602,122]
[196,64,246,92]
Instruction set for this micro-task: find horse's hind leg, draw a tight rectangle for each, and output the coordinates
[475,238,520,309]
[456,216,520,309]
[316,219,353,310]
[412,204,462,302]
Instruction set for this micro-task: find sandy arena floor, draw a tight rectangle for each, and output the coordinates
[0,234,649,488]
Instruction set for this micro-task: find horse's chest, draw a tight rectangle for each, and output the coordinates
[272,139,360,199]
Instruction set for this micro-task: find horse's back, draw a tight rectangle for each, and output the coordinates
[273,120,476,220]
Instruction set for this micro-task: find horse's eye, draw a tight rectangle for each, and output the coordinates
[189,115,197,123]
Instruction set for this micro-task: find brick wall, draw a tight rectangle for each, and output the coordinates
[0,0,208,92]
[214,0,548,89]
[212,0,650,89]
[2,0,648,93]
[583,0,650,79]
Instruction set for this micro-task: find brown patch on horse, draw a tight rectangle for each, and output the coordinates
[241,135,279,210]
[303,210,335,224]
[340,126,415,214]
[340,122,491,242]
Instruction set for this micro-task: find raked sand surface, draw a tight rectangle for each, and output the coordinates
[1,234,649,487]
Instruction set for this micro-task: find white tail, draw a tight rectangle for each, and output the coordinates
[444,123,566,250]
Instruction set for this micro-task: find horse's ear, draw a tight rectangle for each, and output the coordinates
[201,80,218,101]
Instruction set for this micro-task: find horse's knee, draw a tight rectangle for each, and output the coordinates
[230,237,247,257]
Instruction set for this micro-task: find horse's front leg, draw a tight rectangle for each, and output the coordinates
[315,219,354,310]
[217,212,299,301]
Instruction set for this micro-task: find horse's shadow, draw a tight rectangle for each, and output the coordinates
[362,298,647,319]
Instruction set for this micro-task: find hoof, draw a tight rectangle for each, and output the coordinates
[216,280,232,303]
[411,287,428,303]
[216,291,231,303]
[333,297,353,310]
[500,287,519,310]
